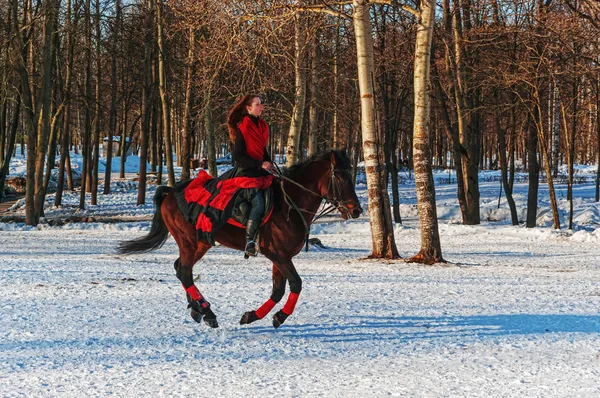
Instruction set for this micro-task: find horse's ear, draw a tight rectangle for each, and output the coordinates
[330,150,337,166]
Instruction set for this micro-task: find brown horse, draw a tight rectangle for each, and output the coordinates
[119,150,362,329]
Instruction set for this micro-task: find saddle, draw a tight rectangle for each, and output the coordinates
[174,168,274,245]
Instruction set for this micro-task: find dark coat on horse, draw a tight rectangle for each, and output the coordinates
[119,150,362,329]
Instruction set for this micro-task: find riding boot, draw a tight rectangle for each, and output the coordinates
[244,219,260,257]
[244,190,265,258]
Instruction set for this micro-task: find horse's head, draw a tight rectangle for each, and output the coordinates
[323,150,363,220]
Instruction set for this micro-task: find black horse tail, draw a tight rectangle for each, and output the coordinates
[118,186,174,254]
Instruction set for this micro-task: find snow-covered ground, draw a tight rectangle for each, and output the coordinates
[1,149,600,397]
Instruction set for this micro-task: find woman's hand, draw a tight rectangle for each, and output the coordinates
[261,161,276,174]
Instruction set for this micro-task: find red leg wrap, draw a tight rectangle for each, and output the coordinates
[281,292,299,315]
[255,299,277,319]
[184,285,202,301]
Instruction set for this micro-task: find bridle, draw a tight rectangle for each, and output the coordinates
[272,161,362,251]
[325,163,362,219]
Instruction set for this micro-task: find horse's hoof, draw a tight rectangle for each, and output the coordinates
[272,311,288,329]
[203,308,219,328]
[240,311,259,325]
[190,309,204,323]
[189,300,217,327]
[204,315,219,328]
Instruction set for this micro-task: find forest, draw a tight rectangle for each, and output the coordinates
[0,0,599,260]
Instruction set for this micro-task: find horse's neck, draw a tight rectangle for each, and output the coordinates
[287,162,327,224]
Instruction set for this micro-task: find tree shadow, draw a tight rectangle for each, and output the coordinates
[245,313,600,344]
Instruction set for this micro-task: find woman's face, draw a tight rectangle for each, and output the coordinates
[246,97,264,117]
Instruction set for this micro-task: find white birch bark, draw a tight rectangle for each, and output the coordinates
[411,0,443,263]
[353,0,398,258]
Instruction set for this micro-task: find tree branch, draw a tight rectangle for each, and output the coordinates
[563,0,600,31]
[370,0,420,18]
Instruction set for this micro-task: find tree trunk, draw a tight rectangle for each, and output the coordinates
[440,0,469,224]
[156,0,175,186]
[0,97,20,202]
[151,94,159,176]
[567,75,578,230]
[308,29,319,156]
[526,116,539,228]
[181,27,195,181]
[119,101,128,179]
[205,101,217,178]
[0,99,5,169]
[56,0,74,207]
[43,107,63,194]
[157,107,165,185]
[534,96,560,229]
[286,14,307,167]
[409,0,444,264]
[33,0,58,220]
[551,79,560,178]
[80,0,93,209]
[353,0,399,259]
[434,57,469,223]
[91,0,102,205]
[12,0,38,224]
[539,130,560,230]
[494,91,519,225]
[596,74,600,202]
[104,0,120,195]
[445,0,480,225]
[137,0,154,205]
[332,20,340,149]
[0,9,9,169]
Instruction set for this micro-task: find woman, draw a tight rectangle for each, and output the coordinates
[227,94,275,257]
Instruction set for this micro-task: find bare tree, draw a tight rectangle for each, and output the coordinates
[286,14,308,167]
[104,0,121,195]
[137,0,155,205]
[180,26,195,181]
[91,0,102,205]
[156,0,175,186]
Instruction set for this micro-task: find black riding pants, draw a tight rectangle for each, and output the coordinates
[239,188,265,224]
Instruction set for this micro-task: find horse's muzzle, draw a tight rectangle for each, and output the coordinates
[340,204,363,220]
[350,205,363,219]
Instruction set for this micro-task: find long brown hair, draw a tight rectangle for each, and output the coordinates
[227,94,260,143]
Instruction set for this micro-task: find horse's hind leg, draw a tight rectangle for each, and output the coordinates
[161,194,218,328]
[174,243,218,328]
[240,265,286,325]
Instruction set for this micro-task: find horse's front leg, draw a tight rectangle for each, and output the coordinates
[175,244,218,328]
[240,266,286,325]
[243,252,303,329]
[271,259,302,329]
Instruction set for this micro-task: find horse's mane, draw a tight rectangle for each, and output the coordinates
[281,150,351,180]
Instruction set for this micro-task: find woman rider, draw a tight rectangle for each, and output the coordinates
[226,94,276,257]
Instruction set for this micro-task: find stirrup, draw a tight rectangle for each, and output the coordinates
[244,240,258,258]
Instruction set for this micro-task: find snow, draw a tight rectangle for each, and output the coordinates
[1,149,600,396]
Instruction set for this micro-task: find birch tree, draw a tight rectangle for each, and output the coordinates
[407,0,444,264]
[353,0,399,258]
